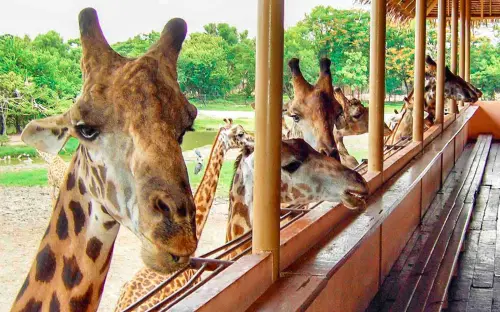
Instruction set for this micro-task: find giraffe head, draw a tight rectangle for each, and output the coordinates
[333,87,392,137]
[425,55,479,104]
[285,58,343,159]
[21,8,197,273]
[220,118,254,149]
[235,139,369,216]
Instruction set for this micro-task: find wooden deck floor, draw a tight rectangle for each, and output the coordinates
[368,142,500,312]
[447,143,500,311]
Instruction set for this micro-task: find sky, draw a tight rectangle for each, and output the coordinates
[0,0,367,43]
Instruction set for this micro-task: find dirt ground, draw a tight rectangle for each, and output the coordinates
[0,186,229,311]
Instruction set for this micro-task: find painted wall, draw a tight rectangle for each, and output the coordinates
[469,101,500,139]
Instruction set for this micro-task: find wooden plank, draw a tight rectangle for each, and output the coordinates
[390,135,492,312]
[484,188,500,221]
[483,144,499,186]
[466,287,493,312]
[448,300,468,312]
[495,193,500,277]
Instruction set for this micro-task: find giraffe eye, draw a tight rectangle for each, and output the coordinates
[282,161,302,174]
[76,125,99,140]
[237,133,244,138]
[291,115,300,123]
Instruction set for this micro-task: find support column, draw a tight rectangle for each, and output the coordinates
[253,0,284,281]
[459,0,466,106]
[436,0,446,124]
[465,0,471,83]
[451,0,459,113]
[413,0,426,142]
[368,0,386,172]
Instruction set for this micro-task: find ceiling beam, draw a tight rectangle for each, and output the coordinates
[427,0,439,15]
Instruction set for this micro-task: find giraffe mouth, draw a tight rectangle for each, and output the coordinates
[342,190,368,211]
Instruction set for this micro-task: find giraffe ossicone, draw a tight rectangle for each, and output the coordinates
[12,8,198,312]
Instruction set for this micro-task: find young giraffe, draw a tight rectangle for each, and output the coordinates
[11,9,199,312]
[37,150,68,204]
[386,55,481,145]
[226,139,369,252]
[113,120,254,311]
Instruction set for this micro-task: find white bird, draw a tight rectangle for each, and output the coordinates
[194,149,204,175]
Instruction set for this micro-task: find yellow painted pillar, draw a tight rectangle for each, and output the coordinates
[450,0,459,113]
[436,0,446,124]
[253,0,284,281]
[413,0,426,142]
[459,0,466,106]
[465,0,471,83]
[368,0,386,172]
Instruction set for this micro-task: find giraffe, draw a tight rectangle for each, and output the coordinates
[226,138,369,251]
[37,150,68,204]
[385,55,481,145]
[113,120,254,311]
[284,58,343,160]
[331,87,392,168]
[11,8,199,312]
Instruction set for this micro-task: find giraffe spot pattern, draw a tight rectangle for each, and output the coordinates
[101,205,110,215]
[103,220,117,230]
[69,284,93,312]
[88,202,92,216]
[66,172,76,191]
[100,243,114,274]
[49,292,60,312]
[233,224,244,237]
[62,256,83,290]
[69,201,86,235]
[35,245,56,282]
[86,237,103,262]
[56,208,69,240]
[21,298,42,312]
[106,182,120,210]
[78,178,86,195]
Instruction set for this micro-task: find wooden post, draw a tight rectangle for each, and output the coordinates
[413,0,426,142]
[253,0,284,281]
[459,0,466,106]
[451,0,459,113]
[465,0,471,83]
[436,0,446,124]
[368,0,386,172]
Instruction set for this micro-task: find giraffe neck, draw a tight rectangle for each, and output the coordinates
[12,147,120,312]
[37,150,57,164]
[193,129,228,239]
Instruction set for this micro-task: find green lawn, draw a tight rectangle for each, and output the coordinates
[0,168,48,186]
[0,160,237,197]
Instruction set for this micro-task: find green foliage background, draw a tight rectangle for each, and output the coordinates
[1,6,499,135]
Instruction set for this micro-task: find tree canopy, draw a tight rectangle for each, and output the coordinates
[1,6,499,134]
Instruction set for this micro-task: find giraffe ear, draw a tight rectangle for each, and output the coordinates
[21,114,71,155]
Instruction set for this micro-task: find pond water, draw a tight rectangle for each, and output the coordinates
[181,131,218,151]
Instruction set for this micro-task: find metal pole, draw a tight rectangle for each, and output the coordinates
[459,0,466,106]
[413,0,426,142]
[465,0,471,83]
[436,0,446,124]
[368,0,386,172]
[451,0,459,113]
[253,0,283,281]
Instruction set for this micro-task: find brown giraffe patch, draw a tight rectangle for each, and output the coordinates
[89,180,98,198]
[35,245,56,282]
[43,224,51,239]
[237,185,245,196]
[66,172,76,190]
[87,202,92,216]
[69,284,93,312]
[56,208,69,240]
[100,243,114,274]
[281,183,288,192]
[291,187,302,199]
[233,224,244,236]
[62,256,83,290]
[98,165,106,183]
[297,183,312,193]
[21,298,42,312]
[100,204,110,215]
[103,220,117,230]
[69,201,86,235]
[86,237,103,262]
[49,292,61,312]
[78,178,86,195]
